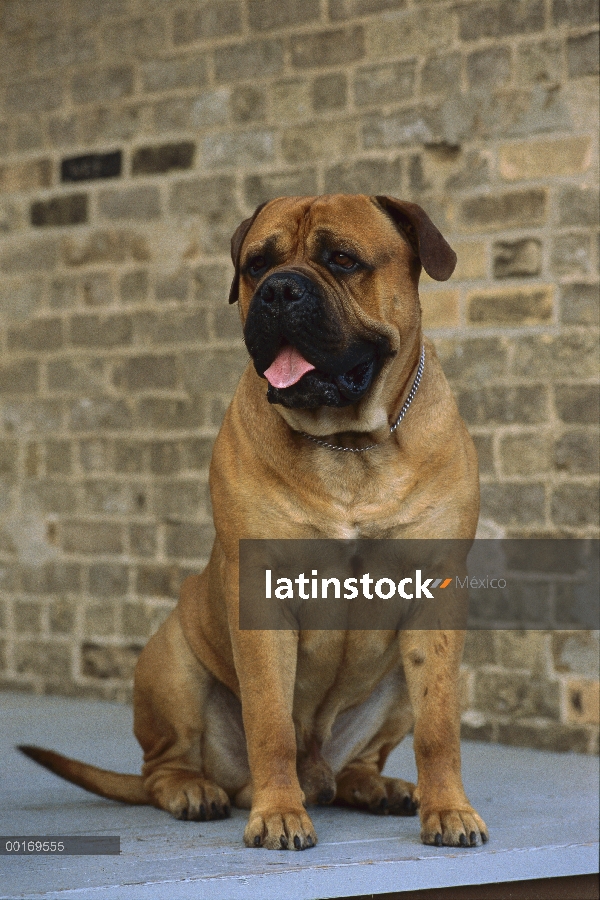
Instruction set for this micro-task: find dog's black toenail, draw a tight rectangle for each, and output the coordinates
[434,833,442,846]
[254,835,261,846]
[470,831,477,845]
[280,835,288,849]
[294,835,301,849]
[306,836,314,847]
[481,832,488,843]
[459,833,467,846]
[199,804,206,821]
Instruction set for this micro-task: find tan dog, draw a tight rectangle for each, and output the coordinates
[20,195,488,851]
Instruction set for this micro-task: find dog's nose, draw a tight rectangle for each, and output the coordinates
[257,272,308,305]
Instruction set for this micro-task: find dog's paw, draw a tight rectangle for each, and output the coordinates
[336,769,418,815]
[244,807,317,850]
[150,772,231,822]
[297,752,337,806]
[420,807,488,847]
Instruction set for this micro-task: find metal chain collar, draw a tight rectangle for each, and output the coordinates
[299,345,425,453]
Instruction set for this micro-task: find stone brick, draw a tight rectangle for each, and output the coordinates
[0,360,39,395]
[566,678,599,726]
[285,121,360,165]
[497,720,591,752]
[1,237,59,274]
[556,185,599,227]
[459,189,547,230]
[193,265,231,305]
[141,53,208,94]
[165,522,214,559]
[69,397,132,431]
[181,348,249,397]
[553,632,600,677]
[330,0,408,17]
[366,8,455,59]
[173,3,243,45]
[15,640,72,679]
[551,233,593,277]
[552,484,599,527]
[122,601,169,639]
[467,287,553,325]
[136,397,204,431]
[271,79,312,122]
[154,481,204,519]
[324,158,402,196]
[120,270,148,304]
[113,355,178,392]
[46,440,72,475]
[20,562,81,595]
[291,28,365,69]
[181,438,214,471]
[62,230,150,267]
[353,61,415,107]
[245,170,319,207]
[82,479,146,515]
[0,278,44,322]
[100,17,167,62]
[47,358,105,393]
[452,242,487,281]
[114,441,145,474]
[553,0,599,25]
[493,240,541,279]
[35,26,97,71]
[248,0,320,30]
[214,40,285,83]
[512,333,598,379]
[436,338,507,385]
[62,521,123,555]
[480,483,546,526]
[98,187,161,221]
[560,283,599,325]
[14,599,42,634]
[0,159,52,194]
[1,399,62,433]
[0,440,18,475]
[130,524,157,558]
[467,47,512,88]
[79,104,149,144]
[515,39,563,83]
[420,290,460,329]
[136,565,181,598]
[132,143,195,176]
[500,433,552,476]
[89,563,129,597]
[476,670,561,719]
[312,73,347,111]
[49,598,75,634]
[201,130,276,168]
[458,385,550,426]
[554,430,599,475]
[30,194,88,228]
[362,107,440,149]
[7,317,63,352]
[156,271,190,302]
[421,53,462,96]
[71,67,134,104]
[567,31,600,77]
[555,385,599,424]
[148,442,179,475]
[5,76,64,113]
[70,314,133,348]
[81,643,142,679]
[459,0,545,40]
[231,86,266,123]
[500,136,592,180]
[169,176,241,252]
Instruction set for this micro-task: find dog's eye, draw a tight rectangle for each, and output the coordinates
[247,255,267,275]
[331,251,356,270]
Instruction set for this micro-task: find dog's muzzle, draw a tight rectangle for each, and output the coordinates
[243,270,389,410]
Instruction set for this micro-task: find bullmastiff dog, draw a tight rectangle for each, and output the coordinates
[20,195,488,850]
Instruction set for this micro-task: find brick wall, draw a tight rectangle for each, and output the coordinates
[0,0,598,753]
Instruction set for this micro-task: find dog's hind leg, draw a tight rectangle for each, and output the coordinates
[133,608,233,821]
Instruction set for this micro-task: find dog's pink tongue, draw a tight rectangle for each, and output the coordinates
[263,346,315,388]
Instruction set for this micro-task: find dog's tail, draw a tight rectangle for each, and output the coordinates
[17,745,149,805]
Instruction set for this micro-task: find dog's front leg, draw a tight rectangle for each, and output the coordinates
[400,628,488,847]
[226,567,317,850]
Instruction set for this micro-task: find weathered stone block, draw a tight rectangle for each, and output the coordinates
[5,76,64,113]
[62,230,150,267]
[149,442,180,475]
[114,355,178,392]
[493,239,541,278]
[0,360,39,394]
[15,640,72,679]
[71,67,134,104]
[154,481,203,519]
[231,86,266,123]
[500,136,592,179]
[353,61,415,107]
[329,0,407,18]
[436,338,507,385]
[70,314,133,348]
[100,17,166,61]
[271,79,311,122]
[567,31,600,77]
[0,159,52,194]
[156,271,190,302]
[98,186,161,220]
[181,438,214,471]
[0,440,17,475]
[512,332,598,379]
[136,565,182,598]
[554,430,599,475]
[213,307,242,340]
[141,54,208,93]
[515,39,563,83]
[49,598,75,635]
[552,484,599,527]
[129,524,157,558]
[555,385,599,425]
[497,720,591,752]
[33,193,87,229]
[480,483,546,526]
[245,170,319,207]
[69,397,132,431]
[458,385,550,426]
[553,0,599,25]
[114,440,145,474]
[173,3,243,45]
[47,358,105,393]
[556,185,599,227]
[1,237,59,274]
[201,130,276,168]
[169,176,241,252]
[165,522,215,559]
[132,142,195,175]
[551,233,593,277]
[81,643,142,679]
[312,73,347,111]
[420,289,460,328]
[467,47,511,87]
[421,53,461,96]
[500,433,552,476]
[14,600,42,634]
[120,270,148,304]
[62,521,123,554]
[214,40,284,83]
[459,0,545,39]
[467,287,553,325]
[560,283,599,325]
[566,678,600,726]
[248,0,320,30]
[283,121,358,164]
[181,348,249,397]
[366,8,455,59]
[89,563,129,597]
[324,158,402,195]
[136,397,203,431]
[46,440,72,475]
[7,318,63,352]
[362,107,440,149]
[460,189,547,230]
[291,27,365,68]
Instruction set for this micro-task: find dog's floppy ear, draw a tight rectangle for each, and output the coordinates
[228,202,269,304]
[374,196,457,281]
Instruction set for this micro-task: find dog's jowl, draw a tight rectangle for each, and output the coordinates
[20,195,488,850]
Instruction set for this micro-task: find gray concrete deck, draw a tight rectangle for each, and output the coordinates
[0,692,598,900]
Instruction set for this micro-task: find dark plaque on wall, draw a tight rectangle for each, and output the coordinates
[61,151,122,183]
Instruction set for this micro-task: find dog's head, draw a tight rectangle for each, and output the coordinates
[229,195,455,423]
